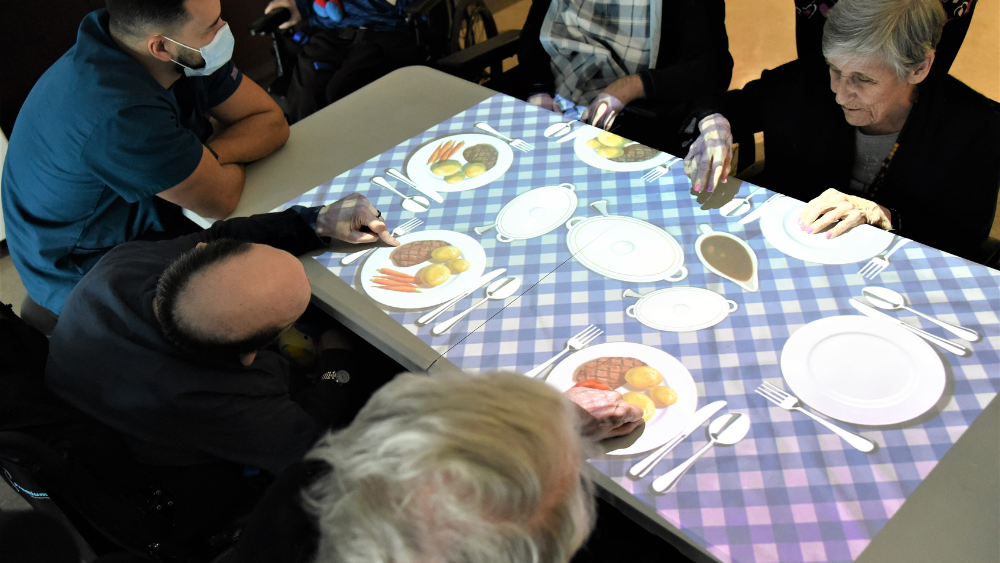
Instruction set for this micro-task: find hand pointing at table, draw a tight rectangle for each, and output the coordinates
[316,193,401,246]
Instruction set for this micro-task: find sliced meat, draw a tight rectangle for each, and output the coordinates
[572,357,648,389]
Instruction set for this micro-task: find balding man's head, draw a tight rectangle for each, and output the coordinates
[155,239,312,358]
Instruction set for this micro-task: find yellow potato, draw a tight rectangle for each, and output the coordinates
[463,162,487,178]
[585,138,604,149]
[623,392,656,423]
[448,259,470,273]
[650,386,678,407]
[445,172,466,184]
[430,246,462,262]
[420,264,451,286]
[597,131,628,147]
[431,159,463,176]
[596,147,624,159]
[625,366,663,389]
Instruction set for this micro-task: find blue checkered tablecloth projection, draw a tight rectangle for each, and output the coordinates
[278,94,1000,563]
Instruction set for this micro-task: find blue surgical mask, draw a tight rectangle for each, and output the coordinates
[163,23,235,77]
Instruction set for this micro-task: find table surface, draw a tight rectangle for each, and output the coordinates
[234,66,1000,563]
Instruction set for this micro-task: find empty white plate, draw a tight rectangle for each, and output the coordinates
[780,315,946,426]
[565,216,687,283]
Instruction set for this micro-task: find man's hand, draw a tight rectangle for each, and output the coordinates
[564,386,644,440]
[581,93,624,131]
[265,0,302,29]
[798,188,893,239]
[527,93,560,113]
[683,113,733,193]
[316,193,401,245]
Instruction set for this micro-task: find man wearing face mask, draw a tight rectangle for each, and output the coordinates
[1,0,289,334]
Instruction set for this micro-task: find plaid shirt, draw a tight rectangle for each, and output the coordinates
[539,0,662,105]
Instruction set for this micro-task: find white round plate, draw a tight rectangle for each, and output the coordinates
[780,315,945,426]
[573,131,672,172]
[494,184,579,242]
[628,287,738,332]
[546,342,698,456]
[760,197,894,264]
[405,133,514,192]
[566,216,686,283]
[359,230,486,310]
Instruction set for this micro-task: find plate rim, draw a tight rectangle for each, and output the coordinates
[780,315,946,425]
[760,198,894,264]
[358,230,487,310]
[545,341,699,455]
[404,133,514,192]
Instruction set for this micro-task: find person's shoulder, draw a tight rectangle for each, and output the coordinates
[921,72,1000,138]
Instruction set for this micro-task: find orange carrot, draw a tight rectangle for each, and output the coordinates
[372,277,418,287]
[443,141,465,160]
[379,268,419,282]
[427,141,445,164]
[437,141,454,163]
[374,284,421,293]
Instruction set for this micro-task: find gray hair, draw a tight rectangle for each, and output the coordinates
[302,371,597,563]
[822,0,946,78]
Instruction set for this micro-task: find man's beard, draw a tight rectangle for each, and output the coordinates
[174,49,206,73]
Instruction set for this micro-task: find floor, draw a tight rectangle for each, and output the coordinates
[1,1,998,312]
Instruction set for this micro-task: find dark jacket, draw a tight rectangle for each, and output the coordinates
[692,59,1000,260]
[44,210,341,475]
[517,0,733,107]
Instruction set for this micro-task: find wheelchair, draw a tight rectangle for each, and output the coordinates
[0,302,248,563]
[248,0,500,106]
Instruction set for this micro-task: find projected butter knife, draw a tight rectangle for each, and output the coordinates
[738,193,783,225]
[629,400,727,478]
[849,298,968,356]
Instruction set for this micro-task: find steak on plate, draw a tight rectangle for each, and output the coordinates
[463,144,499,170]
[390,240,451,268]
[610,143,659,163]
[572,357,648,389]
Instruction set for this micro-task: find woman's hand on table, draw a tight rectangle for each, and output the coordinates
[683,113,733,193]
[264,0,302,29]
[565,386,644,440]
[798,188,893,239]
[316,193,400,246]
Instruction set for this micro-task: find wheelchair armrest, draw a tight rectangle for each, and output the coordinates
[435,30,520,77]
[979,236,1000,269]
[405,0,445,20]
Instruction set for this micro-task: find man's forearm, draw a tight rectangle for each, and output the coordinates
[209,110,290,165]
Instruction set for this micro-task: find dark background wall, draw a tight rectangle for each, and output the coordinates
[0,0,275,138]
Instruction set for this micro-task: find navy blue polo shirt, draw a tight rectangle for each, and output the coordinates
[1,9,242,314]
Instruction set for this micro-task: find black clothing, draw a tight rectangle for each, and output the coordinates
[45,210,358,475]
[690,59,1000,260]
[518,0,732,107]
[286,28,421,123]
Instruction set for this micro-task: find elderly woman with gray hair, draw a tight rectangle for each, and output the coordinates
[226,371,652,563]
[683,0,1000,262]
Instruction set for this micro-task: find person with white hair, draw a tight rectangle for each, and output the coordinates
[226,371,644,563]
[683,0,1000,263]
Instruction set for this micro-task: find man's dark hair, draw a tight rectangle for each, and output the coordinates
[155,239,285,357]
[106,0,191,39]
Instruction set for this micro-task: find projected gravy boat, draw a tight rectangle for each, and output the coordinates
[694,224,759,292]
